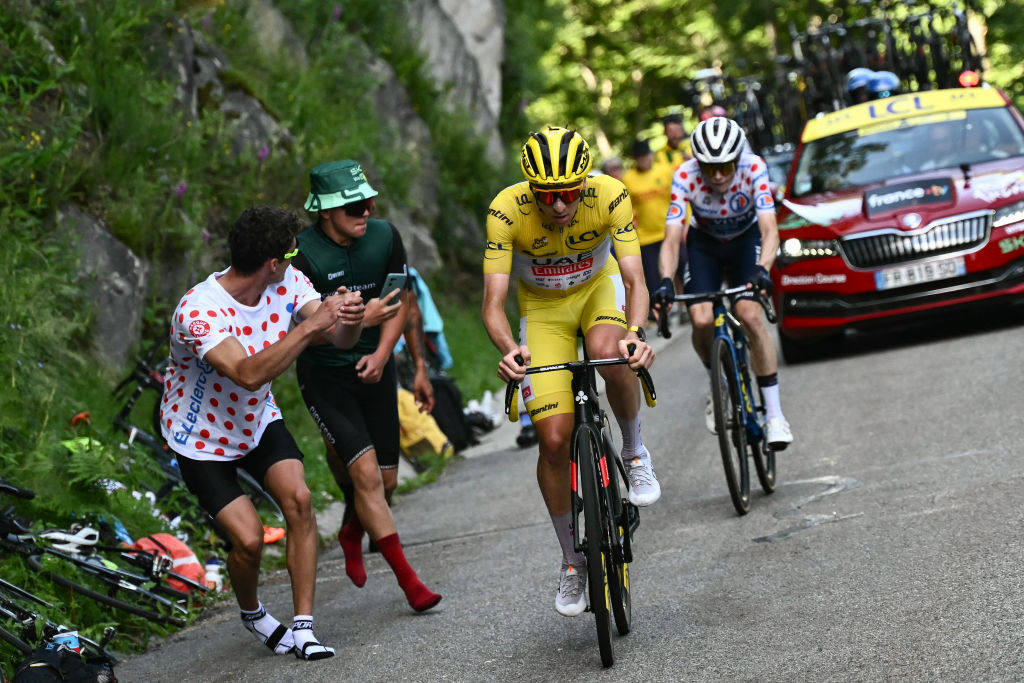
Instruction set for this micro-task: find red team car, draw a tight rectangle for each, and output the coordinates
[773,86,1024,361]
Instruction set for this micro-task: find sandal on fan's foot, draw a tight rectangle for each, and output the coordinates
[240,605,294,655]
[293,640,335,661]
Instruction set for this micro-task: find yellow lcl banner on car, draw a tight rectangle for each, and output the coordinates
[802,87,1007,142]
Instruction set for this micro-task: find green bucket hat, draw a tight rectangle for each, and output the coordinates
[303,160,379,212]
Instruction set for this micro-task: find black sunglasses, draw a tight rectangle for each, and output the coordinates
[698,161,736,176]
[341,198,374,217]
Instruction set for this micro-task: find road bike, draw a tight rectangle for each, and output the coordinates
[504,347,656,667]
[657,286,777,515]
[0,575,119,664]
[0,477,190,626]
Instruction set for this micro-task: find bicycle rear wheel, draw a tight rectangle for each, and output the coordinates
[575,426,614,667]
[602,428,631,637]
[712,337,750,515]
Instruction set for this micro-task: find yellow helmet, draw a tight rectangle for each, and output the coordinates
[520,126,592,189]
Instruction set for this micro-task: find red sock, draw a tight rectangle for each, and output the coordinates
[337,518,366,588]
[376,533,441,612]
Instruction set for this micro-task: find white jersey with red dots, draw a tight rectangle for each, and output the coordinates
[160,266,320,462]
[666,152,775,242]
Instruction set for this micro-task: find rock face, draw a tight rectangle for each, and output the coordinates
[406,0,505,158]
[62,204,149,368]
[70,0,503,366]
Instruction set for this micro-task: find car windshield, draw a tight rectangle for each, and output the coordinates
[790,107,1024,198]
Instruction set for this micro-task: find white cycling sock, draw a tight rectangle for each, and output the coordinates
[292,615,335,661]
[240,602,294,655]
[762,384,783,420]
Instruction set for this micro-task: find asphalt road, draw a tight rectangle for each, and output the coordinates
[116,306,1024,682]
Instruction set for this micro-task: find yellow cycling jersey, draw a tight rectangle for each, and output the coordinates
[483,174,639,297]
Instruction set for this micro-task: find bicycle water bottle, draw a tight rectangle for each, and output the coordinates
[52,630,82,654]
[204,557,225,591]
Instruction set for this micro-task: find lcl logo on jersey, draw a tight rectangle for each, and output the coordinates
[566,229,600,248]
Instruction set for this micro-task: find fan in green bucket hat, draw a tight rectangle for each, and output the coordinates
[303,160,379,212]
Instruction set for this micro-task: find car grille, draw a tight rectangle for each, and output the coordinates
[839,212,992,269]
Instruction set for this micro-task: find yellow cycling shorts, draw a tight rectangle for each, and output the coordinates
[517,270,626,421]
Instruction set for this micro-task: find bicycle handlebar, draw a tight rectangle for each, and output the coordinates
[654,284,778,339]
[0,478,35,500]
[503,349,657,423]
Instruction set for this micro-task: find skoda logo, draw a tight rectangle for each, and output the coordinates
[901,213,922,229]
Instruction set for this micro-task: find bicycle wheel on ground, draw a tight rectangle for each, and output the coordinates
[575,426,614,667]
[740,348,776,495]
[602,428,631,637]
[26,553,186,626]
[712,337,750,515]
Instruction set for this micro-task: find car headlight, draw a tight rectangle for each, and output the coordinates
[993,200,1024,229]
[778,237,838,264]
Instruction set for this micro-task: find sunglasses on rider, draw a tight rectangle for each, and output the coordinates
[698,161,736,176]
[340,197,374,217]
[281,246,299,260]
[531,187,583,206]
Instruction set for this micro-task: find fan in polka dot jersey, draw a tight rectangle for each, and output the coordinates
[161,205,365,661]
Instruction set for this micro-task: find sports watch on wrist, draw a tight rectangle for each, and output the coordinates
[628,325,646,342]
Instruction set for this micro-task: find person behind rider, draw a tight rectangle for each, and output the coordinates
[482,126,658,618]
[652,117,794,451]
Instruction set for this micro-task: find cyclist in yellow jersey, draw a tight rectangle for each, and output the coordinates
[482,126,659,618]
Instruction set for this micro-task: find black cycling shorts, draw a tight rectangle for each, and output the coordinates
[176,420,302,517]
[682,227,762,302]
[296,359,400,470]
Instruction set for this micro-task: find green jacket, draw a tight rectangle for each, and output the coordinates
[293,218,407,367]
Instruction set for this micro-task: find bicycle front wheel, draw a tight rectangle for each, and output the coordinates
[602,428,631,637]
[740,347,776,495]
[712,337,750,515]
[575,426,614,667]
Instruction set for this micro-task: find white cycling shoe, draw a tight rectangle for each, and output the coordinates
[555,561,587,617]
[766,417,793,451]
[623,449,661,506]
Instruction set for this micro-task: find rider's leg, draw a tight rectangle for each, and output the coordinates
[735,298,784,418]
[688,301,716,370]
[586,323,661,505]
[534,412,584,565]
[735,298,792,447]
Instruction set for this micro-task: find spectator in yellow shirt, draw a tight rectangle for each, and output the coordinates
[622,139,683,317]
[653,113,692,171]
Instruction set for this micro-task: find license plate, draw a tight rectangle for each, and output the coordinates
[874,256,966,290]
